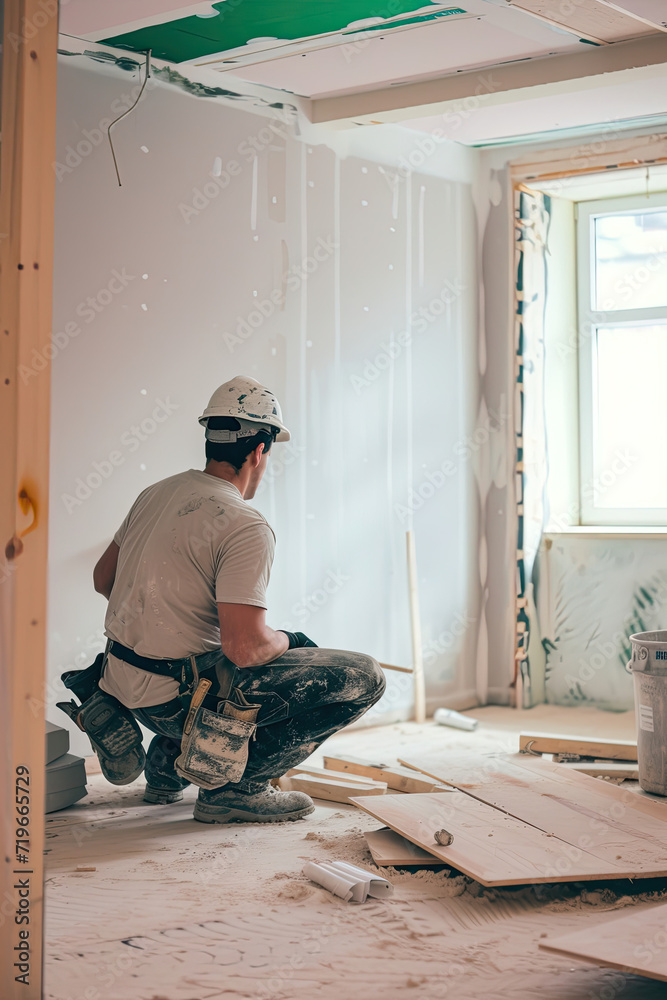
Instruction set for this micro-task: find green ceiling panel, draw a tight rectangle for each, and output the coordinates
[102,0,445,63]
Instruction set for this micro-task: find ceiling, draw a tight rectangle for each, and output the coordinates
[59,0,667,145]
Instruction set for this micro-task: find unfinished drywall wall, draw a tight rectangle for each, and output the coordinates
[47,57,480,752]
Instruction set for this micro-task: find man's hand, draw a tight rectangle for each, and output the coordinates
[218,603,290,667]
[278,631,318,649]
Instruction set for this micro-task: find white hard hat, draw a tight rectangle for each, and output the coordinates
[199,376,291,442]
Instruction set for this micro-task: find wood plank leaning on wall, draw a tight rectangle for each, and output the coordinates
[0,2,58,998]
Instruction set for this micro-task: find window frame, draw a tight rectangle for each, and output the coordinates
[576,191,667,526]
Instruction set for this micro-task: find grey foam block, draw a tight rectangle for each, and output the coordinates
[46,720,70,765]
[46,753,87,794]
[45,785,87,814]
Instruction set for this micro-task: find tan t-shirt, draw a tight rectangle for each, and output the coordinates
[99,469,275,708]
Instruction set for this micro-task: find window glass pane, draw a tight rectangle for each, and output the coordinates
[594,324,667,508]
[594,209,667,311]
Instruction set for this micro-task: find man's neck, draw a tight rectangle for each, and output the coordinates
[203,462,248,498]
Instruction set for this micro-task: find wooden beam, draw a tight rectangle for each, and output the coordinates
[0,4,58,998]
[378,661,413,675]
[406,530,426,724]
[556,760,639,781]
[323,754,452,794]
[519,733,638,761]
[279,774,387,803]
[309,35,667,125]
[287,764,388,789]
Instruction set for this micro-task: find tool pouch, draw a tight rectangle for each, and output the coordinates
[57,648,146,785]
[174,677,260,790]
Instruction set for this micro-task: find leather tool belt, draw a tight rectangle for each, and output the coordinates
[109,639,260,790]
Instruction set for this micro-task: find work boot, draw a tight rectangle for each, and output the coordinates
[144,735,190,804]
[193,780,314,824]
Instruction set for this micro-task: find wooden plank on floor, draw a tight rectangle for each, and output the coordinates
[519,733,637,760]
[540,901,667,982]
[365,828,442,867]
[287,764,387,788]
[556,760,639,781]
[280,774,387,803]
[350,792,636,886]
[323,754,451,793]
[397,752,667,873]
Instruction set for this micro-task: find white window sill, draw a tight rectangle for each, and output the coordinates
[544,526,667,540]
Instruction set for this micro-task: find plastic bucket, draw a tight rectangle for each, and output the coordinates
[627,631,667,796]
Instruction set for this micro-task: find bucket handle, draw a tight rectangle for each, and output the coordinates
[627,644,649,673]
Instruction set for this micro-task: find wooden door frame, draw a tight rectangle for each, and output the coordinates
[1,2,59,997]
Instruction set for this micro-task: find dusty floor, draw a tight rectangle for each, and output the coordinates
[44,705,667,999]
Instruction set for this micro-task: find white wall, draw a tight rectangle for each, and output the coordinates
[47,57,481,752]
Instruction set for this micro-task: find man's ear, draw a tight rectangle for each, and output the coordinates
[252,442,266,467]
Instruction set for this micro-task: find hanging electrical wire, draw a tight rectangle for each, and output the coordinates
[107,49,151,186]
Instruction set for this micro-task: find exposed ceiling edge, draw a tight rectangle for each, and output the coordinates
[309,34,667,126]
[57,34,311,124]
[466,111,667,148]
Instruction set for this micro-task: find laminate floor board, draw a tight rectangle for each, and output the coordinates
[351,791,633,885]
[541,901,667,982]
[398,752,667,872]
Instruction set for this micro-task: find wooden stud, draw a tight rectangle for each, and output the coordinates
[378,661,413,675]
[406,530,426,724]
[519,733,637,761]
[0,4,58,998]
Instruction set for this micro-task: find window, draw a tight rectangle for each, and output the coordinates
[576,193,667,525]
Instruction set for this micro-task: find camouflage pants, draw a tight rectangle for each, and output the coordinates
[134,648,385,792]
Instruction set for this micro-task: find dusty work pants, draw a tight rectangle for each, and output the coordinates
[134,648,386,793]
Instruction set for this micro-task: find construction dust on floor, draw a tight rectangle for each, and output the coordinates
[44,708,666,999]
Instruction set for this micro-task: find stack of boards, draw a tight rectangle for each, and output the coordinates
[296,738,667,888]
[46,720,87,813]
[289,737,667,984]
